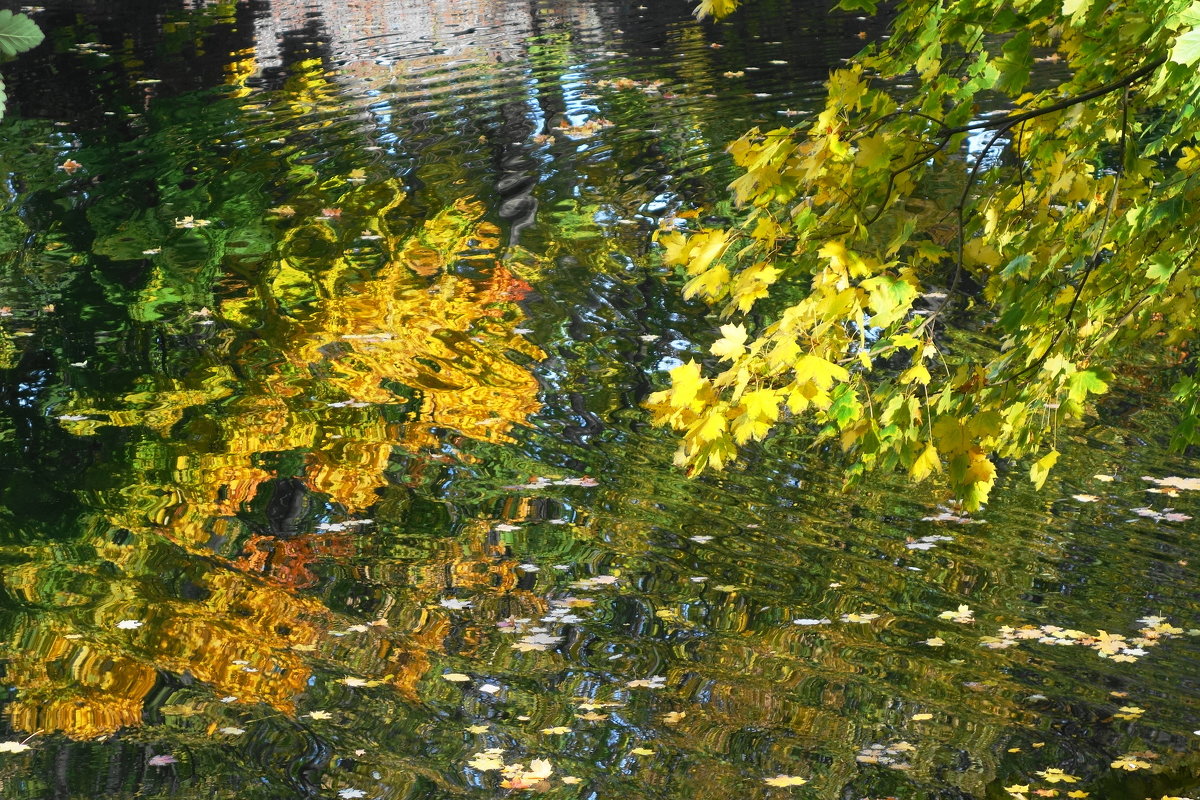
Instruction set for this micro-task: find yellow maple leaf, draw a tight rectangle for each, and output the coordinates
[1035,768,1080,783]
[763,775,808,787]
[794,354,849,389]
[910,442,941,482]
[711,323,749,361]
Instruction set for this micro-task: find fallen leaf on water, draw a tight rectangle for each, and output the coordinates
[662,711,686,724]
[305,710,332,720]
[763,775,807,787]
[466,725,489,734]
[59,159,83,174]
[938,604,974,623]
[1113,705,1144,720]
[723,70,745,78]
[630,747,655,755]
[1035,768,1079,783]
[1110,755,1152,770]
[911,713,933,721]
[1072,494,1100,502]
[562,776,582,784]
[468,751,505,771]
[922,637,946,646]
[442,673,471,682]
[116,619,144,629]
[0,741,32,753]
[217,727,245,736]
[148,755,177,766]
[540,726,571,734]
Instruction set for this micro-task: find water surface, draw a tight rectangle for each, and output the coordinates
[1,1,1199,799]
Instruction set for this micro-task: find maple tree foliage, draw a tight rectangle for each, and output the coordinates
[650,0,1200,508]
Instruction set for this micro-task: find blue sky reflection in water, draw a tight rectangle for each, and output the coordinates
[0,1,1198,798]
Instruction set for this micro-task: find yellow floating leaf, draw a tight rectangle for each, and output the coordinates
[763,775,808,787]
[1035,768,1080,783]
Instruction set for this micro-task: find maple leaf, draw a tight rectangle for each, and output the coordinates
[1035,768,1080,783]
[763,775,808,787]
[710,323,749,361]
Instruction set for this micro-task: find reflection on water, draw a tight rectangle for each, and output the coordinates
[1,0,1199,798]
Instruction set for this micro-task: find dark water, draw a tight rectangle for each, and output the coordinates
[1,1,1198,799]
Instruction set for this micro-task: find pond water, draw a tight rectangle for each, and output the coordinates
[1,1,1199,798]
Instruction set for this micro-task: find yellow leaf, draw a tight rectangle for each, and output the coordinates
[910,442,941,482]
[1177,145,1200,172]
[794,354,849,389]
[900,363,931,385]
[685,230,732,275]
[711,323,749,361]
[1029,449,1060,490]
[855,134,891,169]
[911,713,933,721]
[763,775,808,787]
[683,264,731,301]
[1035,768,1080,784]
[630,747,655,755]
[741,388,781,422]
[668,360,708,411]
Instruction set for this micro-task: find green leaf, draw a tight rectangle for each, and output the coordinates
[994,31,1032,94]
[1067,369,1110,403]
[0,10,44,58]
[837,0,878,11]
[1062,0,1093,22]
[1170,27,1200,66]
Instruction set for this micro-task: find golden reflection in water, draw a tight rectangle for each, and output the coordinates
[8,181,544,735]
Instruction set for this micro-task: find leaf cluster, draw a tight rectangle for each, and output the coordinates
[652,0,1200,507]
